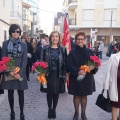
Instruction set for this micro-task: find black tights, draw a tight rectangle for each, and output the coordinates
[8,90,24,115]
[47,93,59,110]
[73,96,87,115]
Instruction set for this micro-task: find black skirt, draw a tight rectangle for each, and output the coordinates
[40,70,65,94]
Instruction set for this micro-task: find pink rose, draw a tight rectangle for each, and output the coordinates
[31,66,35,71]
[34,62,40,67]
[40,62,47,69]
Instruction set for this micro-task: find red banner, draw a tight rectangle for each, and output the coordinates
[62,17,71,53]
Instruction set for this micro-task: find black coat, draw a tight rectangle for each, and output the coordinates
[40,46,67,94]
[66,45,98,96]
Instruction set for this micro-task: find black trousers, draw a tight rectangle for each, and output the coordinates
[26,58,32,79]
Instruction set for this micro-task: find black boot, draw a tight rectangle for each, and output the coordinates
[10,112,15,120]
[81,113,87,120]
[52,109,56,119]
[48,109,52,119]
[20,114,25,120]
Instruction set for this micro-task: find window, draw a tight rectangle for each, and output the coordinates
[104,9,116,21]
[4,30,7,41]
[83,10,94,21]
[3,0,6,7]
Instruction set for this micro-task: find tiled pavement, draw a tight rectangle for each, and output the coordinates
[0,54,112,120]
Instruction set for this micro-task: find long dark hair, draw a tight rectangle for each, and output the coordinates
[49,31,61,47]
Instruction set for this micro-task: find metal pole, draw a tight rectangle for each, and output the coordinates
[110,11,113,42]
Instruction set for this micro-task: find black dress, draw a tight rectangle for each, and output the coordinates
[40,47,65,94]
[66,45,98,96]
[111,61,120,108]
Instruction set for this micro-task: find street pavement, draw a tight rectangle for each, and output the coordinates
[0,53,112,120]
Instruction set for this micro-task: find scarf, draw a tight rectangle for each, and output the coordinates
[7,36,22,58]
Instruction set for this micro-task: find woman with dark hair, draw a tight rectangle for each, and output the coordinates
[66,32,98,120]
[103,44,120,120]
[0,24,28,120]
[30,38,38,63]
[40,31,67,119]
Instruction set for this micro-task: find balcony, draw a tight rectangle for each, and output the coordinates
[68,0,78,10]
[10,11,22,25]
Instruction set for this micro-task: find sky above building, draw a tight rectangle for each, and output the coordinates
[39,0,64,34]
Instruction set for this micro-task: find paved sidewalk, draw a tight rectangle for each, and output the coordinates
[0,55,112,120]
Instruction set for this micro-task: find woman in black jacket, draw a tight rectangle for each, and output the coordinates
[66,32,98,120]
[40,31,67,119]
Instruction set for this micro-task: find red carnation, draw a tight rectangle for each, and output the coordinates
[2,57,10,64]
[34,62,40,67]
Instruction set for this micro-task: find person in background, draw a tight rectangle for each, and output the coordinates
[103,47,120,120]
[21,35,33,81]
[70,36,76,49]
[0,24,28,120]
[37,34,46,47]
[40,31,67,119]
[30,38,37,64]
[44,35,49,45]
[36,39,47,61]
[94,41,100,58]
[66,32,98,120]
[98,41,104,59]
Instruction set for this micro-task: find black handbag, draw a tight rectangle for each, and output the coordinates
[96,89,112,113]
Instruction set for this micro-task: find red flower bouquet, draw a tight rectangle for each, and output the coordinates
[0,61,7,72]
[32,61,48,88]
[1,57,22,81]
[77,56,101,81]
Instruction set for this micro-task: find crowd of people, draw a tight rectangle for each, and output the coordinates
[0,24,120,120]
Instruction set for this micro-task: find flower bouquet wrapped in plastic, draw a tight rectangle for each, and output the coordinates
[1,57,23,81]
[77,56,101,81]
[32,61,48,88]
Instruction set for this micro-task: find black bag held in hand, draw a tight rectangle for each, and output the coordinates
[96,89,112,113]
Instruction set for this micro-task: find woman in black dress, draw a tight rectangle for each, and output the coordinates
[66,32,98,120]
[40,31,67,119]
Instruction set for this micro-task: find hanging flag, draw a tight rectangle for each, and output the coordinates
[62,16,71,90]
[62,16,71,53]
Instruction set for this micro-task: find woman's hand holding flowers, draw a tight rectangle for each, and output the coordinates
[78,70,86,76]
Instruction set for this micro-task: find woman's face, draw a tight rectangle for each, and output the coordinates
[11,28,20,39]
[21,38,26,42]
[33,39,37,44]
[51,32,59,45]
[76,35,86,47]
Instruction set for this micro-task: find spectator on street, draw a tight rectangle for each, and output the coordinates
[98,41,104,59]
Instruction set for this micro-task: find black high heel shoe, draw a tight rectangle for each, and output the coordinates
[20,114,25,120]
[73,112,79,120]
[52,109,56,119]
[48,109,52,119]
[10,112,15,120]
[81,113,87,120]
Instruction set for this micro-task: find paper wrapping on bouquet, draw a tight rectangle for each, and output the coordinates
[4,67,23,81]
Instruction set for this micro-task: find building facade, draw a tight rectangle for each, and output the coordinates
[63,0,120,45]
[22,0,41,37]
[0,0,22,46]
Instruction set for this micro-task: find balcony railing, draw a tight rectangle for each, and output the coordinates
[10,11,22,21]
[69,18,77,25]
[68,0,77,4]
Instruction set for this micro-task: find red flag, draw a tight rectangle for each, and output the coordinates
[62,17,71,53]
[62,16,71,89]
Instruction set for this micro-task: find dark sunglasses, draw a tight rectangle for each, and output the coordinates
[12,30,20,33]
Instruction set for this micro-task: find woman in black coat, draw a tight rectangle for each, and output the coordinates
[40,31,67,119]
[66,32,98,120]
